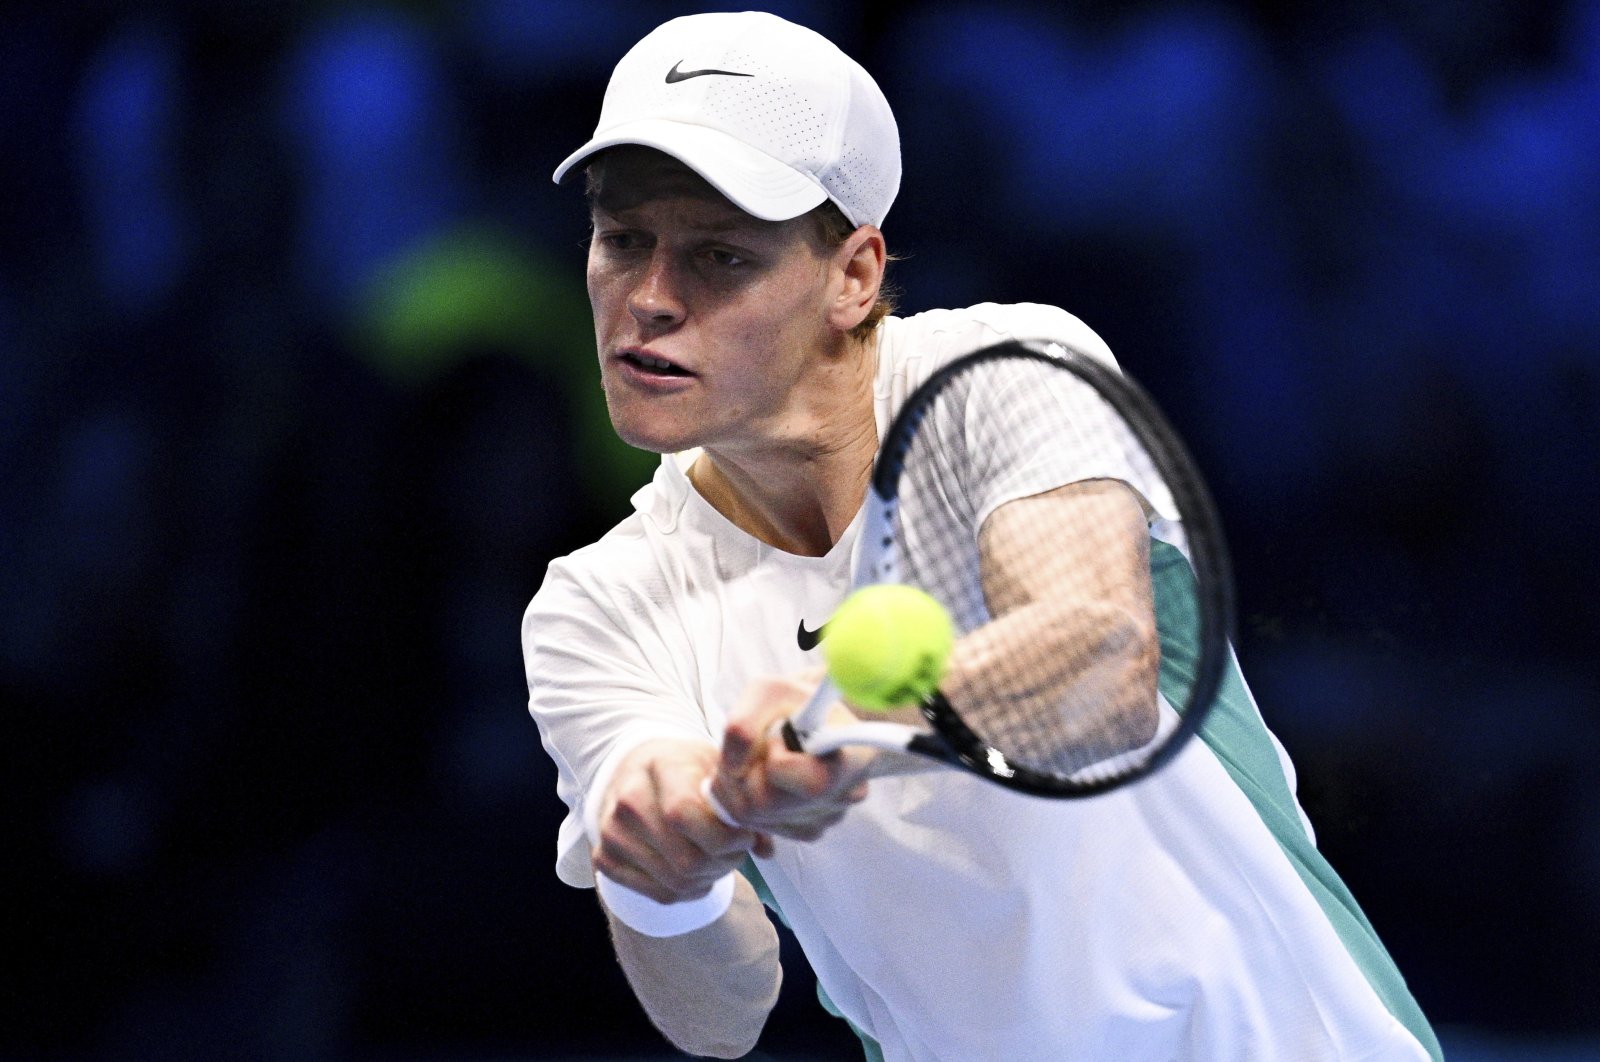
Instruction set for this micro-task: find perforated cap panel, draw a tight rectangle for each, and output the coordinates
[553,12,900,228]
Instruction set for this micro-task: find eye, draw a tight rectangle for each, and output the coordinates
[703,246,746,268]
[596,229,648,252]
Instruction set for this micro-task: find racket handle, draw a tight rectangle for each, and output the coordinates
[785,675,840,742]
[595,869,735,938]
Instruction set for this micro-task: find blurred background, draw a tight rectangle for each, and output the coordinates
[2,0,1596,1059]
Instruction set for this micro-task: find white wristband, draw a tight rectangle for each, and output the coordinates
[595,869,736,937]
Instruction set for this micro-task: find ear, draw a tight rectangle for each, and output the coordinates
[826,225,886,333]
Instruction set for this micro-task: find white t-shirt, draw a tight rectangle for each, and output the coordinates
[523,303,1434,1061]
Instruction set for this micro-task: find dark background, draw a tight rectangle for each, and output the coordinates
[3,1,1596,1059]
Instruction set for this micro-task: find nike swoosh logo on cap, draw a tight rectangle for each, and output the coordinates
[665,60,754,84]
[796,620,825,652]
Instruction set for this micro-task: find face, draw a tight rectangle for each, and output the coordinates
[585,147,845,456]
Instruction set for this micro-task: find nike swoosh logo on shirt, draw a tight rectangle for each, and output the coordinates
[797,621,825,652]
[665,60,754,84]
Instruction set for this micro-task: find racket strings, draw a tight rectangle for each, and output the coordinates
[892,355,1187,785]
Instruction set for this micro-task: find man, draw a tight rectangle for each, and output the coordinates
[523,11,1440,1060]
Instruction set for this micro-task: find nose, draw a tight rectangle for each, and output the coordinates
[629,253,685,330]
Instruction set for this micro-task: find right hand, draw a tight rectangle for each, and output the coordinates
[706,675,877,842]
[591,739,771,905]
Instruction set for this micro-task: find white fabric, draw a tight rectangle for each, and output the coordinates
[552,11,900,227]
[522,303,1429,1061]
[882,338,1185,641]
[594,869,735,938]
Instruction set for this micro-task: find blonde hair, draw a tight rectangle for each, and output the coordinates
[808,199,897,341]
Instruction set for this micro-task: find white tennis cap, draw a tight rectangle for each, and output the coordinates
[552,11,900,228]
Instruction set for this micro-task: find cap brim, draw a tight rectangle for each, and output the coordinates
[551,118,829,222]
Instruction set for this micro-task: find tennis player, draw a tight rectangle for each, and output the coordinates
[523,12,1440,1060]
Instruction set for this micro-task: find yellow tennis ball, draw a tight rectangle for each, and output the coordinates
[822,585,954,712]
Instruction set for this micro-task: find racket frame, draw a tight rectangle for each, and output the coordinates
[784,339,1236,797]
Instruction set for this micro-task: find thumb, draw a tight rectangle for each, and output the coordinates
[787,746,879,801]
[720,676,793,777]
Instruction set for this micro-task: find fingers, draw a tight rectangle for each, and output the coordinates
[740,746,872,841]
[712,677,877,842]
[768,746,877,801]
[594,810,747,903]
[719,675,807,779]
[593,817,738,904]
[593,675,882,903]
[590,741,763,904]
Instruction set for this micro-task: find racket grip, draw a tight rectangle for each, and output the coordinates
[595,869,736,938]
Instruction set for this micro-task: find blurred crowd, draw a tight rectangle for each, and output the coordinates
[2,2,1596,1058]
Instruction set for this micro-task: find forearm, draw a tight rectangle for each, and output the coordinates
[928,479,1162,771]
[604,874,782,1058]
[945,596,1159,765]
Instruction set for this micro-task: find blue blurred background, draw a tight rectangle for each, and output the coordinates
[2,1,1597,1059]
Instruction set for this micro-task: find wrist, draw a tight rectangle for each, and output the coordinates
[596,869,737,937]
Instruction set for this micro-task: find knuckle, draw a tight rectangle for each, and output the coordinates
[610,791,651,829]
[591,845,625,879]
[662,846,691,873]
[714,788,752,824]
[725,713,763,743]
[660,794,702,832]
[789,770,831,801]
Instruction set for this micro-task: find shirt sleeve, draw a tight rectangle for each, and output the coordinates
[884,303,1175,518]
[959,351,1180,530]
[522,556,715,888]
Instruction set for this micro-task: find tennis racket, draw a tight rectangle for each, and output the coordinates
[609,337,1238,934]
[771,338,1235,797]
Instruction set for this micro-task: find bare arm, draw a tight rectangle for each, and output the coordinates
[603,874,782,1059]
[589,683,874,1056]
[588,738,778,1056]
[870,478,1161,772]
[956,478,1161,767]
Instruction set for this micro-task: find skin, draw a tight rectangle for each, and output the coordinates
[583,148,887,1056]
[579,146,1159,1056]
[585,146,889,864]
[587,146,883,557]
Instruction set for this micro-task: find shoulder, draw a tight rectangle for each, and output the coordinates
[882,302,1114,360]
[523,511,650,644]
[523,457,686,641]
[523,448,744,656]
[875,301,1117,402]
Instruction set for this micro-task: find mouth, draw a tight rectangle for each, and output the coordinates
[616,349,694,378]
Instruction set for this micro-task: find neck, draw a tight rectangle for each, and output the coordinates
[689,335,878,556]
